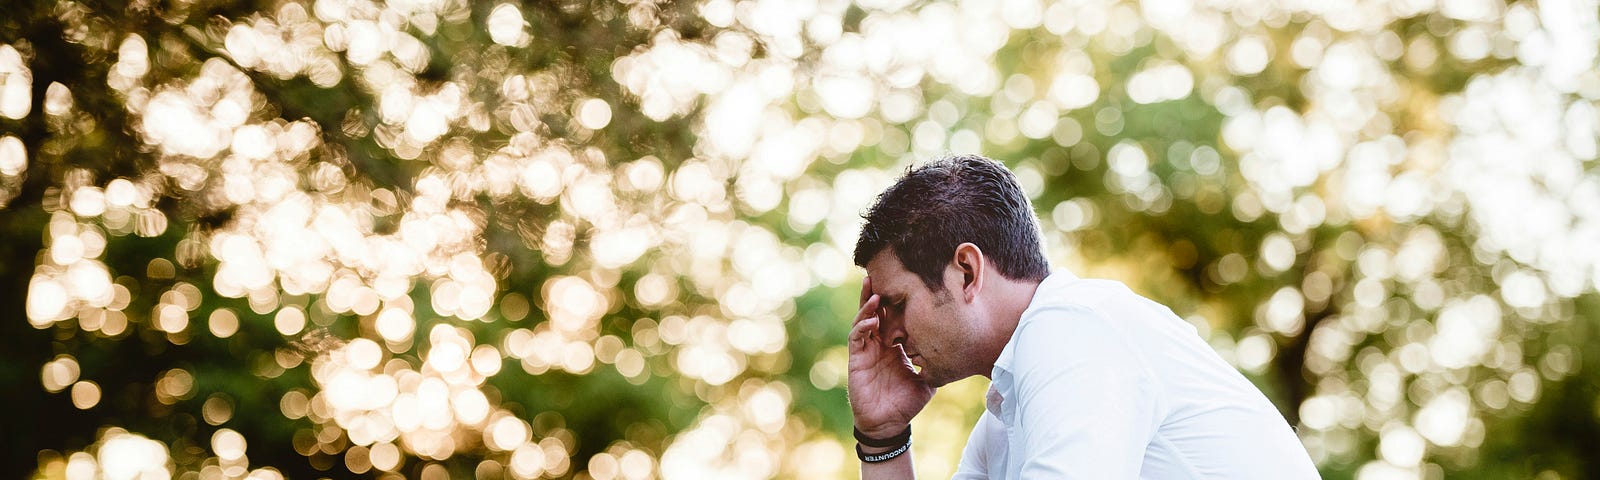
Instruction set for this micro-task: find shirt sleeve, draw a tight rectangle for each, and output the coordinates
[951,410,1002,479]
[1009,305,1164,478]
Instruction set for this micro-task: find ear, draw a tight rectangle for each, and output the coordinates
[950,242,985,303]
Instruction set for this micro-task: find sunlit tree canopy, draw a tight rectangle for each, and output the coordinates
[2,0,1598,479]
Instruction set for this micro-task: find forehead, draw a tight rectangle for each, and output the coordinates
[865,250,918,295]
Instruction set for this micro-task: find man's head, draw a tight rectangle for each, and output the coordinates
[853,154,1049,386]
[854,154,1049,289]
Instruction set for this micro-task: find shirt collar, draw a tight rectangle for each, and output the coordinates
[986,269,1078,423]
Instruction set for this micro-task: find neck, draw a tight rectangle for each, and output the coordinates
[977,275,1044,379]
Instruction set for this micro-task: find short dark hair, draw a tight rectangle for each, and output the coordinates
[854,154,1050,291]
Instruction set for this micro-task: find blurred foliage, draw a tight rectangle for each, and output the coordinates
[2,0,1599,479]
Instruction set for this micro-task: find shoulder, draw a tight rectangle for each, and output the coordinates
[1007,303,1146,375]
[1022,272,1147,322]
[1014,274,1180,353]
[1014,277,1139,346]
[1015,303,1115,341]
[999,273,1170,380]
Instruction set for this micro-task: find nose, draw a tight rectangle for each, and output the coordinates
[878,307,907,347]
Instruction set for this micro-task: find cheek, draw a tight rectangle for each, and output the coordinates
[902,304,923,327]
[900,303,935,337]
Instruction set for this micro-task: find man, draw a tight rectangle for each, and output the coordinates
[847,154,1319,479]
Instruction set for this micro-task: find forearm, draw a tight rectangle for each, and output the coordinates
[859,443,916,480]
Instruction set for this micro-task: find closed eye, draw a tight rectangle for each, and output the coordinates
[889,298,907,311]
[876,296,905,318]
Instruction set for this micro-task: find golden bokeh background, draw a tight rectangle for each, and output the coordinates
[2,0,1598,479]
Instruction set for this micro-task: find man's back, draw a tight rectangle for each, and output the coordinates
[954,271,1320,479]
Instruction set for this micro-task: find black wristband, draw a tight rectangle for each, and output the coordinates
[857,438,912,463]
[853,424,911,449]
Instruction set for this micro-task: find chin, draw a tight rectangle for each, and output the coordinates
[921,370,955,388]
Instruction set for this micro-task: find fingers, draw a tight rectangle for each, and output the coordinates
[859,276,873,306]
[849,315,879,347]
[853,294,880,326]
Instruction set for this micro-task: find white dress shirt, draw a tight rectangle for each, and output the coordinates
[951,271,1320,479]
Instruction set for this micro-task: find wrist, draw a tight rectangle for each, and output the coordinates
[853,422,910,442]
[853,425,912,464]
[854,423,911,448]
[856,443,899,455]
